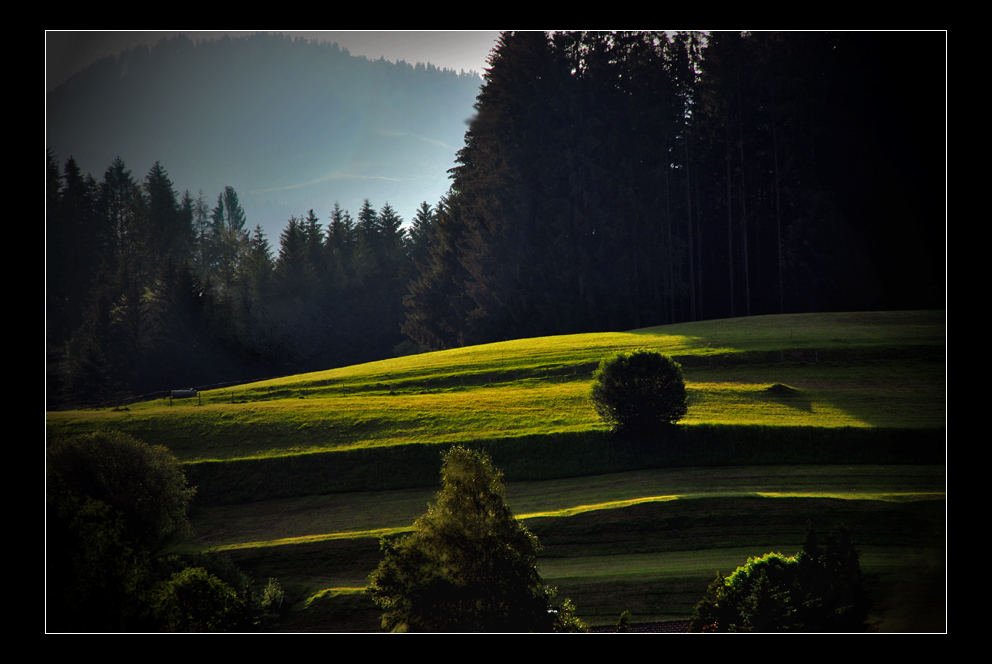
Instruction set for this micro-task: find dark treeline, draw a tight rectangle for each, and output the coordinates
[47,31,945,408]
[46,151,423,407]
[403,30,945,350]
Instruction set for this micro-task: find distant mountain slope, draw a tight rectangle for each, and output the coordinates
[46,32,484,240]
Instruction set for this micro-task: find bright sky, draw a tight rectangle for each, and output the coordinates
[45,30,503,92]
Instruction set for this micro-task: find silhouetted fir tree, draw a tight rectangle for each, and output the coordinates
[143,161,189,267]
[190,190,213,282]
[302,208,325,282]
[325,202,357,291]
[243,225,274,298]
[406,201,436,270]
[48,153,105,347]
[209,186,250,297]
[447,31,567,344]
[375,202,407,269]
[229,224,275,359]
[178,190,196,263]
[269,215,308,361]
[357,201,381,266]
[402,194,475,351]
[100,157,147,285]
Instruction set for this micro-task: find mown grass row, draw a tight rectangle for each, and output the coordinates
[176,426,943,506]
[185,464,944,551]
[182,465,945,630]
[203,491,944,631]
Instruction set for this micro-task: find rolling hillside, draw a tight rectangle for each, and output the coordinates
[45,310,947,631]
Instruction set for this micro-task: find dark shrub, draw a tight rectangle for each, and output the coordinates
[152,567,250,632]
[689,524,870,632]
[590,350,687,436]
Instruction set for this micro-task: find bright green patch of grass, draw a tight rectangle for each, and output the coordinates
[48,361,943,463]
[48,311,944,462]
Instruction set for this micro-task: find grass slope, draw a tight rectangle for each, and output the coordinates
[47,310,945,464]
[46,310,947,631]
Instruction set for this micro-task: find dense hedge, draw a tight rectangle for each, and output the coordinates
[184,425,944,506]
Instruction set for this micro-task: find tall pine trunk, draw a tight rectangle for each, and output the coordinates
[725,115,735,317]
[736,69,751,317]
[773,123,784,314]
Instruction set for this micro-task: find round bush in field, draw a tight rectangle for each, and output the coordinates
[590,350,687,435]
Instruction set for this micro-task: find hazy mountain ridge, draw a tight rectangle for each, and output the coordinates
[46,32,484,238]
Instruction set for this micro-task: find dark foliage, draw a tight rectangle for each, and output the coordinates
[591,350,688,436]
[45,431,271,632]
[46,431,196,631]
[688,523,871,632]
[47,31,945,407]
[402,30,945,349]
[150,566,253,632]
[46,151,425,407]
[366,446,585,632]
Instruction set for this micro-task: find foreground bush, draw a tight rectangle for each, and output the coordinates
[152,567,252,632]
[590,350,687,436]
[366,446,585,632]
[689,524,870,632]
[46,431,197,631]
[47,430,196,551]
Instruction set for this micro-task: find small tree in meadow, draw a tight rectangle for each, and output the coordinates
[590,350,688,436]
[366,446,585,632]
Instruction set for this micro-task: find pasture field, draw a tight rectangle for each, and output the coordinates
[46,310,945,462]
[184,464,945,631]
[46,310,947,631]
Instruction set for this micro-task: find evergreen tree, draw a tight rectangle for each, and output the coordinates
[100,157,146,284]
[302,208,325,282]
[48,154,104,346]
[325,202,356,290]
[143,161,189,267]
[402,194,475,351]
[447,31,568,344]
[190,190,212,282]
[367,446,584,632]
[209,186,249,296]
[375,202,407,272]
[355,198,379,278]
[406,200,435,270]
[274,215,308,296]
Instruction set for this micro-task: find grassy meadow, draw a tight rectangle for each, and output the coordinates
[46,310,947,631]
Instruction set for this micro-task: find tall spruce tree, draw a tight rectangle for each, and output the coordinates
[209,186,249,296]
[402,194,475,351]
[446,31,568,344]
[143,162,189,267]
[367,446,583,632]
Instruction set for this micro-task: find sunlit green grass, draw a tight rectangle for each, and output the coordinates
[47,311,945,462]
[186,464,944,552]
[46,310,946,631]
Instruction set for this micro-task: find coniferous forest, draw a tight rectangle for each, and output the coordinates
[46,31,945,409]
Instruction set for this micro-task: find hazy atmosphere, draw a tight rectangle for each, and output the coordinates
[46,30,500,237]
